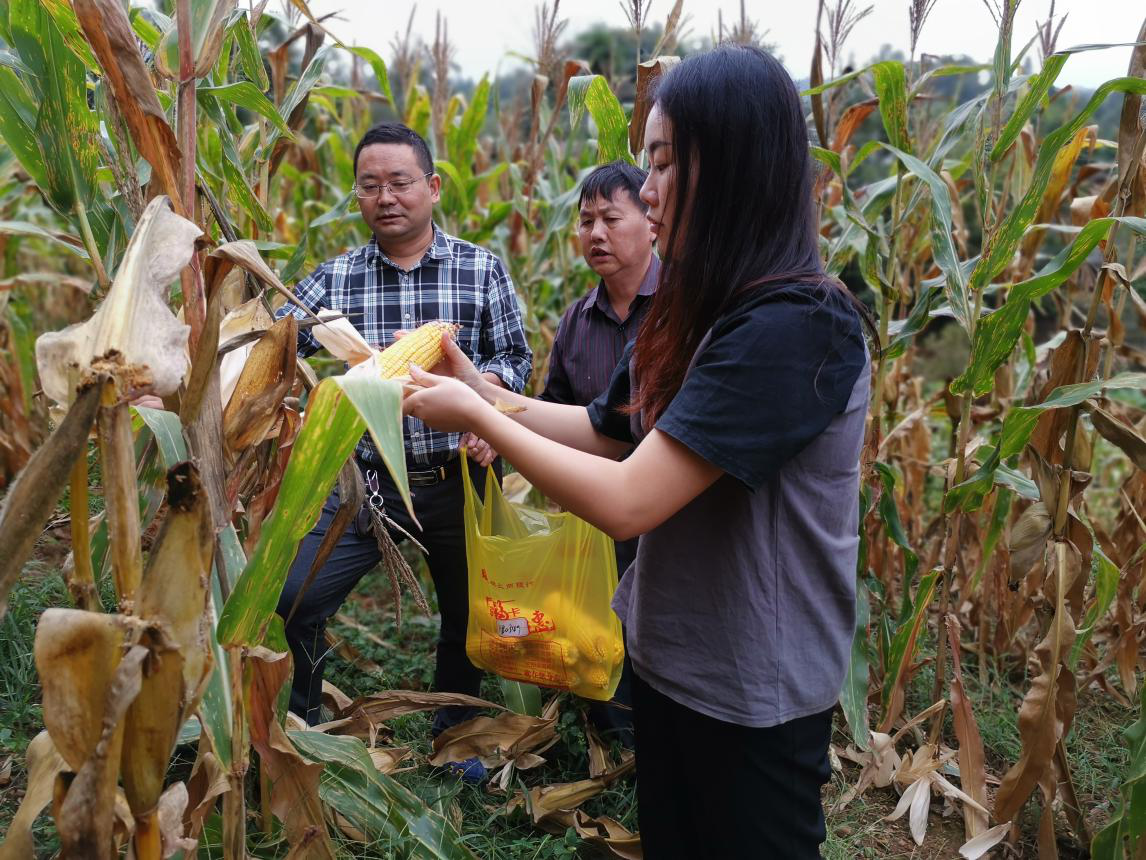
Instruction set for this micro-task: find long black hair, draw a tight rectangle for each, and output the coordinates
[631,44,874,427]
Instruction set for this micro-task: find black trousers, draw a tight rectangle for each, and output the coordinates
[275,455,492,729]
[631,671,832,859]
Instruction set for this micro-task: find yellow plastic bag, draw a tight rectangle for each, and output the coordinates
[461,453,624,701]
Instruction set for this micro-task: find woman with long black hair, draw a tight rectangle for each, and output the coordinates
[404,44,873,858]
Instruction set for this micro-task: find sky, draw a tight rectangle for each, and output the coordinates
[303,0,1141,90]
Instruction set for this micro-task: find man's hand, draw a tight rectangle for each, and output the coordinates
[130,395,165,409]
[461,432,497,467]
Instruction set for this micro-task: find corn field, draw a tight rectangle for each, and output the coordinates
[0,0,1145,857]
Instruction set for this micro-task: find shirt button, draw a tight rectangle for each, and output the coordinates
[404,313,412,321]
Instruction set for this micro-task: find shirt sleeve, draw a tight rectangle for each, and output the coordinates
[276,263,328,358]
[655,287,868,490]
[476,255,533,393]
[586,339,636,443]
[537,307,576,404]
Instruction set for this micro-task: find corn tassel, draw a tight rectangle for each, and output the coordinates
[377,321,459,378]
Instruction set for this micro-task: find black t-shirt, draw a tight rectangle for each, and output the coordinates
[587,282,867,488]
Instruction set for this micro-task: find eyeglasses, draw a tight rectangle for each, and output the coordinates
[353,173,432,199]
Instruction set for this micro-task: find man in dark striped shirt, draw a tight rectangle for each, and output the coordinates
[275,124,531,768]
[539,161,658,743]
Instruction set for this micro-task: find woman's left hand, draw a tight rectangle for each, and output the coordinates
[404,364,489,433]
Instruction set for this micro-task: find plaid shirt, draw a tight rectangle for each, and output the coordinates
[283,225,532,465]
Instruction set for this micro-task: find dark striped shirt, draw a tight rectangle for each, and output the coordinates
[539,257,659,407]
[282,225,532,465]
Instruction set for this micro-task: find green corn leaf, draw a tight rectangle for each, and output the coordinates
[435,158,472,218]
[38,0,100,72]
[971,488,1013,590]
[840,574,872,750]
[221,150,273,233]
[992,42,1146,161]
[156,0,234,79]
[953,216,1146,395]
[0,221,87,257]
[0,47,34,77]
[970,77,1146,293]
[879,568,940,725]
[567,75,633,165]
[280,233,310,284]
[994,464,1039,500]
[946,372,1146,513]
[499,678,543,717]
[1090,679,1146,857]
[879,144,971,332]
[199,81,292,137]
[349,45,395,109]
[999,372,1146,461]
[10,0,100,215]
[801,64,870,96]
[290,731,478,858]
[263,44,331,157]
[908,63,990,97]
[1070,515,1119,669]
[885,285,943,359]
[129,7,164,51]
[217,375,410,647]
[446,75,490,173]
[309,189,355,228]
[231,12,269,90]
[871,61,911,153]
[874,463,920,610]
[991,52,1069,161]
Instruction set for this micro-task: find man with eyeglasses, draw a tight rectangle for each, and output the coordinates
[275,123,531,781]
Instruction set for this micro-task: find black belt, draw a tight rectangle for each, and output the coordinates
[408,464,449,486]
[358,454,455,487]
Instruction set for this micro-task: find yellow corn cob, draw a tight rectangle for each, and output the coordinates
[377,321,459,378]
[543,593,616,666]
[578,660,611,689]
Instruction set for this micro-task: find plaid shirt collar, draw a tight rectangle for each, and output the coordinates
[363,223,453,270]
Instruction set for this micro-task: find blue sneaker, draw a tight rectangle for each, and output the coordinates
[445,756,487,784]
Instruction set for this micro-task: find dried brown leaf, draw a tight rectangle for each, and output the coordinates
[56,644,148,859]
[247,648,336,859]
[35,197,201,405]
[1116,18,1146,217]
[0,732,67,859]
[1089,403,1146,471]
[72,0,184,208]
[183,747,229,842]
[156,782,198,858]
[946,615,990,839]
[630,56,679,154]
[524,756,635,826]
[222,314,297,454]
[122,463,215,815]
[429,709,558,768]
[0,380,101,617]
[572,810,643,860]
[994,547,1078,824]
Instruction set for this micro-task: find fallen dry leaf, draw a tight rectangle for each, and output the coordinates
[959,820,1012,859]
[429,704,559,770]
